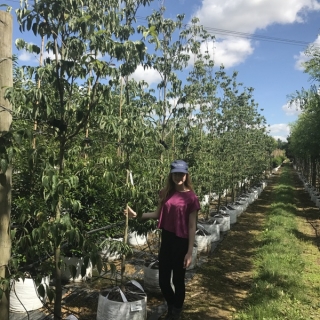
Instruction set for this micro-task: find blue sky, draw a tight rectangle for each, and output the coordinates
[5,0,320,141]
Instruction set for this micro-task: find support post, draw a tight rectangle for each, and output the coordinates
[0,10,13,320]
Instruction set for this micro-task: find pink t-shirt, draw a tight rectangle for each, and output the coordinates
[157,190,200,239]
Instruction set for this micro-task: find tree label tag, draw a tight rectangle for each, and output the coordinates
[131,301,142,312]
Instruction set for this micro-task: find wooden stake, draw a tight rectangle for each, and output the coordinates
[0,11,13,320]
[121,169,130,285]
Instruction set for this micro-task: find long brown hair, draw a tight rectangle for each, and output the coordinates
[159,173,194,207]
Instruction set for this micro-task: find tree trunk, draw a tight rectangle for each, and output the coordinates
[0,11,13,320]
[54,246,62,320]
[54,146,65,320]
[311,157,316,187]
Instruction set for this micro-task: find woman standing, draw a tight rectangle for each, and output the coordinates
[125,160,200,320]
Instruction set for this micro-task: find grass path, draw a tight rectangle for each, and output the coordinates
[181,164,320,320]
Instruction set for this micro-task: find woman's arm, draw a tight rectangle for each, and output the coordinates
[125,205,160,219]
[184,210,198,268]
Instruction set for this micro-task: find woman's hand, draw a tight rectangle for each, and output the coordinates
[124,205,137,219]
[183,252,192,269]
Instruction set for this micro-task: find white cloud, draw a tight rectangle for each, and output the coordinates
[294,35,320,70]
[294,51,310,70]
[129,65,162,85]
[268,123,291,141]
[43,51,56,60]
[187,38,253,69]
[273,135,288,142]
[213,38,254,68]
[18,49,58,64]
[18,50,36,62]
[282,101,302,116]
[193,0,320,33]
[269,123,290,133]
[190,0,320,68]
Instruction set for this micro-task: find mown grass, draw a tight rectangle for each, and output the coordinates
[234,167,320,320]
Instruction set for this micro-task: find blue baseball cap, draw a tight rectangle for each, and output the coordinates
[170,160,188,174]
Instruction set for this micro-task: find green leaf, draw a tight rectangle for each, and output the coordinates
[109,263,117,278]
[47,288,55,302]
[37,284,46,298]
[26,15,32,31]
[11,228,17,240]
[0,159,8,173]
[96,256,103,275]
[32,23,38,36]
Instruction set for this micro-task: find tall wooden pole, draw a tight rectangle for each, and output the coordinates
[0,11,13,320]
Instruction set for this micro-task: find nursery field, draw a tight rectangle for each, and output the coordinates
[10,163,320,320]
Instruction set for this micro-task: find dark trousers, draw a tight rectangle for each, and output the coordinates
[158,229,189,309]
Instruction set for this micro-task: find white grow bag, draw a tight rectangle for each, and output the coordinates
[316,197,320,208]
[200,194,210,207]
[237,199,248,211]
[248,192,256,204]
[96,280,147,320]
[311,192,319,203]
[100,238,122,261]
[10,276,49,312]
[195,228,212,253]
[232,202,244,217]
[240,193,253,205]
[128,231,148,246]
[220,206,237,224]
[212,213,230,232]
[143,261,174,293]
[227,204,242,218]
[143,261,161,293]
[197,220,220,242]
[186,245,198,270]
[61,256,92,282]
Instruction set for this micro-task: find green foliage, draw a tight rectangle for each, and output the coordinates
[272,156,284,168]
[288,42,320,178]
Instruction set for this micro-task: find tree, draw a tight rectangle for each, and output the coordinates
[0,10,13,320]
[6,0,153,318]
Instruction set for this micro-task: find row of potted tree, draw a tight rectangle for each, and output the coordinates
[0,0,277,319]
